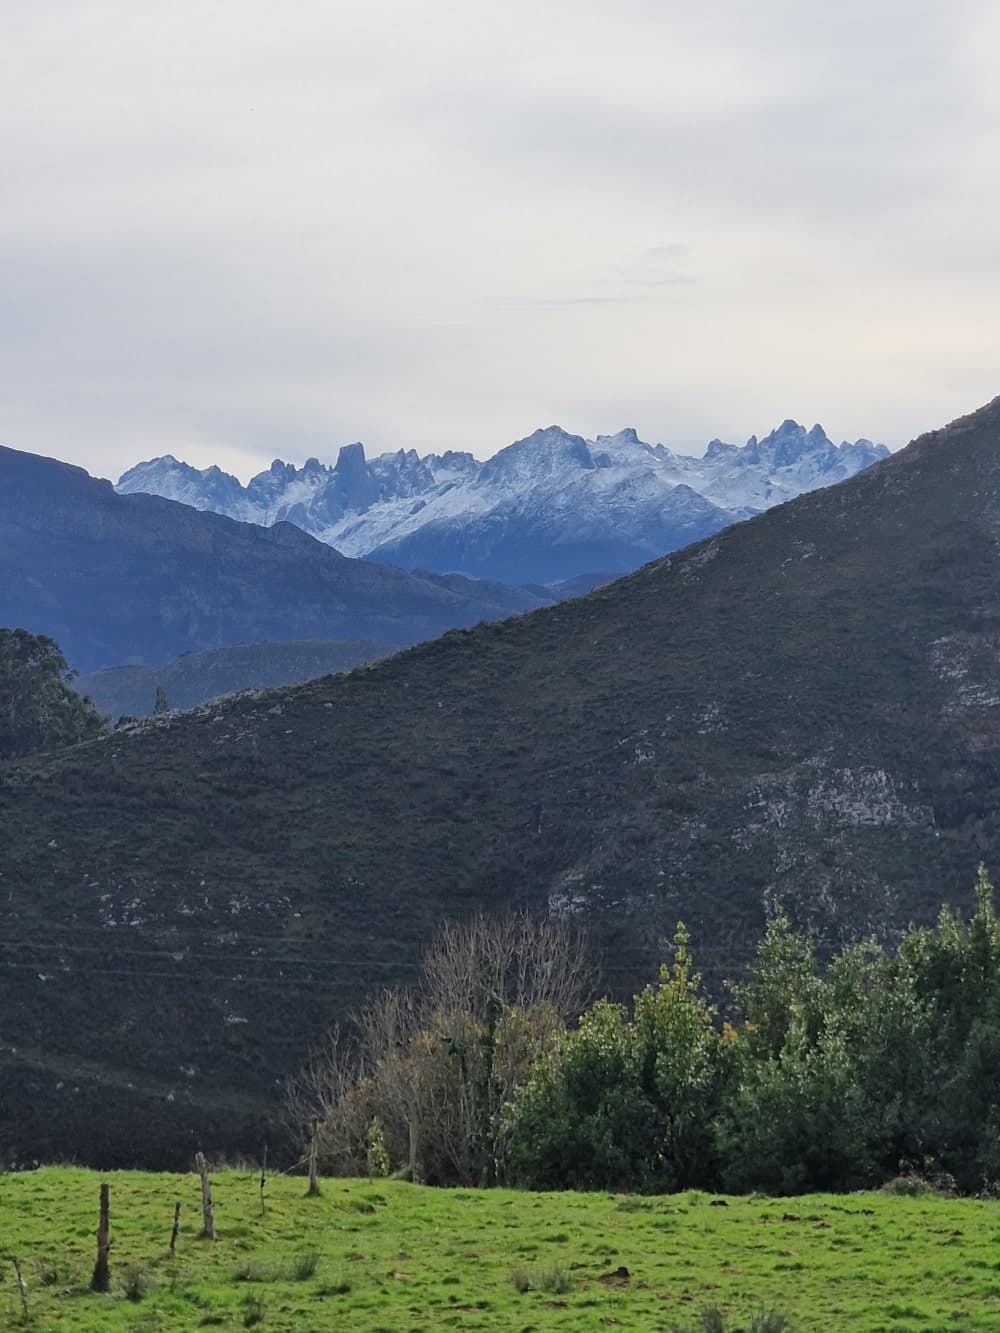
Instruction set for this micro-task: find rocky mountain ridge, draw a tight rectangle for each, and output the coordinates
[117,419,889,583]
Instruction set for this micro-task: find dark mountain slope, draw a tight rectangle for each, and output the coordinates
[0,444,550,672]
[2,398,999,1165]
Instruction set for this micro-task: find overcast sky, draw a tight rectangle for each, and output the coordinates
[3,1,999,482]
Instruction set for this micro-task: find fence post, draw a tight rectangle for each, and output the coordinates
[90,1182,111,1292]
[307,1119,320,1197]
[195,1152,216,1240]
[12,1257,29,1319]
[169,1200,181,1257]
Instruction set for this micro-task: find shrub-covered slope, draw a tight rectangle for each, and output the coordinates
[3,396,1000,1164]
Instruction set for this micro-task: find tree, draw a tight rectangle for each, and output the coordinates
[729,907,822,1060]
[504,998,652,1190]
[286,911,591,1187]
[0,627,106,761]
[632,923,726,1189]
[153,686,169,715]
[715,999,875,1194]
[892,866,1000,1188]
[505,924,726,1192]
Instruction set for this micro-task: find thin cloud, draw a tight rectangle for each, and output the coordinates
[0,0,998,480]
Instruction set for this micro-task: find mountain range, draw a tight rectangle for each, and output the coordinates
[1,395,995,1168]
[117,420,889,584]
[0,443,554,672]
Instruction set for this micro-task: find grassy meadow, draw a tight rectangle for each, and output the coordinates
[3,1170,1000,1330]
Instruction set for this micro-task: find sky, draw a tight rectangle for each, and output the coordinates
[3,1,999,483]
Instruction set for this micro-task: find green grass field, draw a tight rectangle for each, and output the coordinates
[3,1169,1000,1330]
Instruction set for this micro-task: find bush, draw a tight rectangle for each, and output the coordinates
[671,1309,793,1333]
[291,1251,320,1281]
[121,1266,155,1302]
[366,1117,390,1179]
[509,1263,574,1294]
[242,1293,266,1327]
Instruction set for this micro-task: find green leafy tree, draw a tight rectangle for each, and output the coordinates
[506,925,726,1192]
[366,1116,391,1178]
[893,866,1000,1188]
[503,998,652,1190]
[730,907,822,1059]
[716,1000,875,1194]
[632,923,726,1188]
[718,914,883,1193]
[0,627,106,761]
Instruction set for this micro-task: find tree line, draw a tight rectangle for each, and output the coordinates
[288,872,1000,1195]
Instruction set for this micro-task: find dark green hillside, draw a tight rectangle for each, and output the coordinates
[4,396,1000,1164]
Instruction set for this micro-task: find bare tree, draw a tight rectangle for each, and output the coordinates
[285,911,593,1186]
[422,911,591,1022]
[285,1023,359,1130]
[357,987,426,1180]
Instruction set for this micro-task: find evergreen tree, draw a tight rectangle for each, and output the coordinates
[0,627,106,761]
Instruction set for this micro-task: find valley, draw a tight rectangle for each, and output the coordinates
[3,396,1000,1164]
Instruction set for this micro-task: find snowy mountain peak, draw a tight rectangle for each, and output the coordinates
[595,427,642,447]
[705,439,739,461]
[116,417,890,584]
[479,426,594,485]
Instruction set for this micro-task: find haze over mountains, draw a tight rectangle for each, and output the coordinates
[118,419,889,584]
[76,640,396,720]
[2,395,996,1167]
[0,443,553,673]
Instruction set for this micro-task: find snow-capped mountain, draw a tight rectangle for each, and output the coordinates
[116,420,889,584]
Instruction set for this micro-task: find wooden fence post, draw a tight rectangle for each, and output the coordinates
[259,1144,268,1217]
[90,1182,111,1292]
[307,1119,320,1197]
[168,1200,181,1257]
[12,1257,29,1319]
[195,1152,216,1240]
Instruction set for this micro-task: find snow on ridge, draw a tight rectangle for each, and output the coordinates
[115,420,889,575]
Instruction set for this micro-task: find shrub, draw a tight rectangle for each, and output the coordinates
[291,1251,320,1281]
[242,1293,266,1327]
[881,1173,934,1197]
[509,1263,574,1294]
[232,1262,270,1283]
[671,1309,793,1333]
[537,1264,573,1294]
[366,1117,390,1179]
[122,1266,155,1302]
